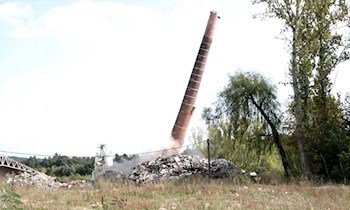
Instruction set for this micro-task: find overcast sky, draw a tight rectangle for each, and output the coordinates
[0,0,349,157]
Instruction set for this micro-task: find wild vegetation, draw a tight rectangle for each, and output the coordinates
[196,0,350,182]
[1,179,350,210]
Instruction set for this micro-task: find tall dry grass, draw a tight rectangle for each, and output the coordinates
[1,178,350,209]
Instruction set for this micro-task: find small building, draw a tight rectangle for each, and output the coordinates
[0,155,35,182]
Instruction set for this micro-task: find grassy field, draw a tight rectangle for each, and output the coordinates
[1,178,350,210]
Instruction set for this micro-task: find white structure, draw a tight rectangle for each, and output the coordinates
[92,144,114,181]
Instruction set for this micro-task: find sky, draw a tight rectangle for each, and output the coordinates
[0,0,349,157]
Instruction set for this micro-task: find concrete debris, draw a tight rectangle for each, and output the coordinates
[66,179,92,188]
[5,155,258,189]
[7,172,63,190]
[7,172,92,190]
[98,170,127,182]
[249,172,258,177]
[127,155,245,184]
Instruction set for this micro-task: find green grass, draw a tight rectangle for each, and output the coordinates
[55,174,92,182]
[1,178,350,210]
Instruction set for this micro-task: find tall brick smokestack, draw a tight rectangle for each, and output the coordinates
[171,11,219,151]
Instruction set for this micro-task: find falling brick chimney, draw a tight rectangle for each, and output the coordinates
[170,11,219,152]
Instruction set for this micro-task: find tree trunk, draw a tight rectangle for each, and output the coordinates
[319,151,330,178]
[250,96,290,177]
[291,28,311,177]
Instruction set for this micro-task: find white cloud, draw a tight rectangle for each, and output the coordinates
[0,2,32,27]
[0,2,32,18]
[11,1,164,39]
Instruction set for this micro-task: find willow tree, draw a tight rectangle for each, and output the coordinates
[203,72,290,177]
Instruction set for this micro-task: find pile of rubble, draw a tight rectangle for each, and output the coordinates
[100,170,127,182]
[6,155,257,188]
[127,155,244,184]
[66,179,92,188]
[7,172,64,190]
[7,172,92,190]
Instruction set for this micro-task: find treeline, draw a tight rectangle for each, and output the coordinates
[13,153,140,179]
[17,154,94,179]
[197,0,350,183]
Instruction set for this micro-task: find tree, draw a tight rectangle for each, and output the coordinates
[253,0,349,178]
[19,155,95,178]
[337,94,350,182]
[203,72,290,177]
[253,0,311,176]
[306,1,348,180]
[344,94,350,132]
[23,156,41,168]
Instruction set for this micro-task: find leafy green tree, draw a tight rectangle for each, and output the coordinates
[338,95,350,182]
[344,94,350,132]
[199,121,283,175]
[23,156,41,168]
[203,72,290,177]
[253,0,349,179]
[19,155,94,178]
[307,93,350,182]
[297,1,348,181]
[253,0,311,176]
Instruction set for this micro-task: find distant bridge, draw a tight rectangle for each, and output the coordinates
[0,154,36,174]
